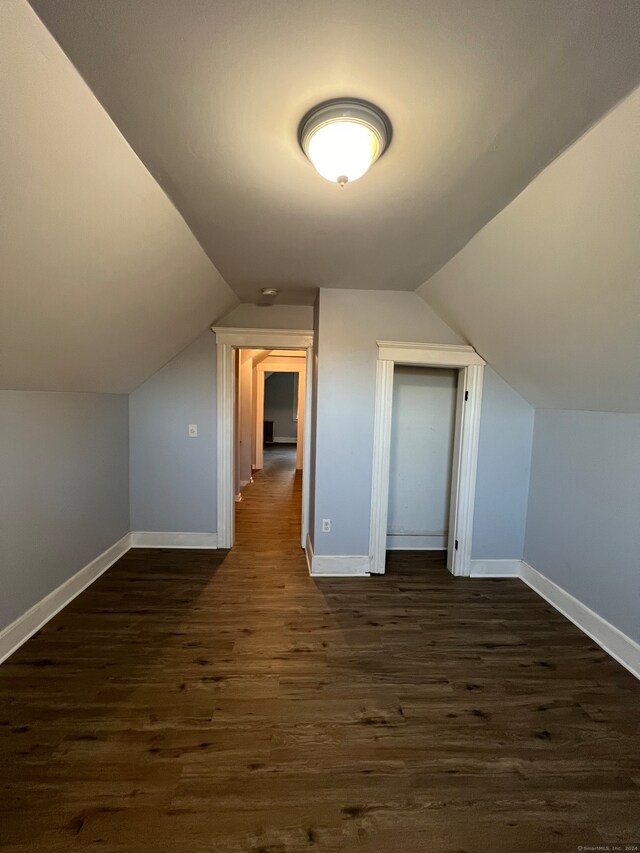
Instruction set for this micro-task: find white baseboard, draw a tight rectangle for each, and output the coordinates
[271,437,297,444]
[310,551,370,577]
[0,533,132,664]
[4,535,636,681]
[469,559,639,679]
[307,534,370,577]
[470,559,522,577]
[305,533,314,575]
[520,561,640,681]
[1,530,221,663]
[130,532,219,549]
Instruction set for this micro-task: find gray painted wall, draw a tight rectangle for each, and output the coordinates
[118,289,531,567]
[473,368,534,559]
[313,289,464,556]
[524,409,640,644]
[0,390,129,631]
[418,85,640,413]
[313,290,535,560]
[129,332,217,532]
[264,372,297,440]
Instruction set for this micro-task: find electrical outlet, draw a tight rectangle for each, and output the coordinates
[322,519,331,533]
[188,424,198,437]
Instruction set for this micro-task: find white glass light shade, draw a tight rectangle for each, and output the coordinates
[299,100,391,186]
[307,120,379,184]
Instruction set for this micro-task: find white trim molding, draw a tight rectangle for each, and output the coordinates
[369,359,394,573]
[216,334,235,549]
[469,559,639,679]
[130,532,219,549]
[211,327,314,550]
[305,534,314,575]
[520,561,640,681]
[452,364,484,576]
[369,341,485,578]
[0,533,132,664]
[310,554,371,577]
[212,327,313,349]
[376,340,485,366]
[305,533,370,577]
[470,559,521,577]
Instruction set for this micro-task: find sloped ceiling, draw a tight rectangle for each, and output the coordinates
[418,85,640,413]
[0,1,237,394]
[4,0,640,404]
[28,0,640,303]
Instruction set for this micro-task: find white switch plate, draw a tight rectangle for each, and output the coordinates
[188,424,198,437]
[322,519,331,533]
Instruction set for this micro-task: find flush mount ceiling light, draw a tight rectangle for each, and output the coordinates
[259,287,279,305]
[299,98,391,186]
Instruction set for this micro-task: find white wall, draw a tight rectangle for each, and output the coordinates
[0,391,129,632]
[387,366,457,550]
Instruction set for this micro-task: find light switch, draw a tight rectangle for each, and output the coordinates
[188,424,198,437]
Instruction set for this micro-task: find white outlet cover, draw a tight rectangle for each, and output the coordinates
[188,423,198,437]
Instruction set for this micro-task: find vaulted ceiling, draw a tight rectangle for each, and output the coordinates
[418,84,640,412]
[27,0,640,303]
[3,0,640,404]
[0,1,237,393]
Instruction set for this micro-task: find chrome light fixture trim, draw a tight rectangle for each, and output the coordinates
[298,98,392,186]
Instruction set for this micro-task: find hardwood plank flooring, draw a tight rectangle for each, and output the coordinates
[1,445,638,852]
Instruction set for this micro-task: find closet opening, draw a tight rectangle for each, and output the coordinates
[386,366,458,564]
[369,341,485,577]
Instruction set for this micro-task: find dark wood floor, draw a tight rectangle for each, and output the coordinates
[1,445,639,852]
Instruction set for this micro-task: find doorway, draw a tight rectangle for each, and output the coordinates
[235,350,305,505]
[369,341,486,577]
[253,353,306,472]
[212,327,314,550]
[387,365,458,554]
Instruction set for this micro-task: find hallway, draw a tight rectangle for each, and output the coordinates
[0,451,639,852]
[235,443,301,552]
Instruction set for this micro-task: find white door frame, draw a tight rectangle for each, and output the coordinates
[255,359,306,471]
[369,341,485,577]
[211,327,314,550]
